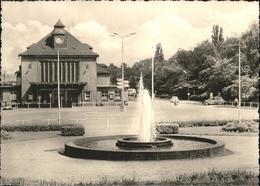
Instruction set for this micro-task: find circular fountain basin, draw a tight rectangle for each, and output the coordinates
[64,135,225,160]
[116,137,173,149]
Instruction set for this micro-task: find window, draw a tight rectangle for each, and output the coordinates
[67,62,70,82]
[54,62,57,82]
[84,91,90,101]
[114,90,121,101]
[101,91,108,101]
[50,62,53,82]
[76,63,79,82]
[28,94,33,101]
[71,62,74,82]
[62,62,66,82]
[41,62,44,82]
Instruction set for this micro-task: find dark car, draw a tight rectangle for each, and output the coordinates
[204,97,225,105]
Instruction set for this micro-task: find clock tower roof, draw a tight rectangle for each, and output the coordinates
[54,19,65,28]
[53,19,66,35]
[19,20,99,58]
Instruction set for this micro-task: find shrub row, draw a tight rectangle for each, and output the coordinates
[1,124,63,132]
[61,124,85,136]
[222,120,258,132]
[158,120,230,128]
[156,123,179,134]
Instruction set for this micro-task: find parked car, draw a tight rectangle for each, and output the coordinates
[204,97,225,105]
[159,94,170,99]
[1,105,13,110]
[170,96,179,105]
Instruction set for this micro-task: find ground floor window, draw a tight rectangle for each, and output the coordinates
[28,94,33,101]
[84,91,90,102]
[101,91,108,101]
[114,90,121,101]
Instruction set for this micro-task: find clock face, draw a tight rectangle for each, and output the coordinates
[55,36,64,44]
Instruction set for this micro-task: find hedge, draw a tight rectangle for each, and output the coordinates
[1,124,63,132]
[156,123,179,134]
[158,120,230,128]
[61,124,85,136]
[222,120,258,132]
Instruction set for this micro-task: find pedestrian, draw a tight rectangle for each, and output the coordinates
[234,98,238,107]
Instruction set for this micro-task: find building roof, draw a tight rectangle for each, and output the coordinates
[54,19,65,28]
[97,63,109,75]
[19,20,99,58]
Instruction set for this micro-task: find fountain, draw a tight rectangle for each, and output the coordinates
[115,74,173,149]
[64,74,225,160]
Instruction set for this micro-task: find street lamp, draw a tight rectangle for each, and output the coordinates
[110,32,136,111]
[238,43,241,123]
[152,54,154,101]
[57,49,61,125]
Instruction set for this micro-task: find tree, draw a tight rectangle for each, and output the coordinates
[211,25,224,47]
[107,63,121,85]
[154,43,165,63]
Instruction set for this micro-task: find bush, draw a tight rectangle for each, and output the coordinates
[222,120,258,132]
[1,129,12,140]
[61,124,85,136]
[156,123,179,134]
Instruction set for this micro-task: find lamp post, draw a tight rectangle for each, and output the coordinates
[111,32,136,111]
[57,49,61,125]
[151,55,154,101]
[238,43,241,124]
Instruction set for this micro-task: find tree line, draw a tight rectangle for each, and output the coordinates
[107,21,258,102]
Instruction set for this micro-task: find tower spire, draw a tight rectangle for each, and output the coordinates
[54,19,65,28]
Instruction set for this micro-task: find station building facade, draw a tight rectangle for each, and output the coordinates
[18,20,125,107]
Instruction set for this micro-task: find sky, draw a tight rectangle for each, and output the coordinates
[1,1,258,74]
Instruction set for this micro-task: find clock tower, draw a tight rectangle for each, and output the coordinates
[52,19,67,49]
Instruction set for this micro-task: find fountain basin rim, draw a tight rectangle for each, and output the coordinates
[65,134,225,153]
[64,135,225,160]
[116,137,173,149]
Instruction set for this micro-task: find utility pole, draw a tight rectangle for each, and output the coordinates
[110,32,136,111]
[151,56,154,100]
[238,43,241,124]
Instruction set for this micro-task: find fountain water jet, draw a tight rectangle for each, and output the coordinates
[137,74,155,142]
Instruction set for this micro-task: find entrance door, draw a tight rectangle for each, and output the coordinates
[67,90,79,107]
[53,90,65,108]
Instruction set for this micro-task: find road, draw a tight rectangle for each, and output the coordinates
[2,100,258,136]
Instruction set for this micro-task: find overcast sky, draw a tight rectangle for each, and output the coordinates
[2,1,258,74]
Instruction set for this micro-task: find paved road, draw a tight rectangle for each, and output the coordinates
[2,99,258,124]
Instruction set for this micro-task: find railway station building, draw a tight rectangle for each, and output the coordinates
[17,20,125,107]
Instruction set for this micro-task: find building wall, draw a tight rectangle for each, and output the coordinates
[79,58,97,102]
[21,57,41,102]
[97,75,110,85]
